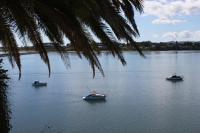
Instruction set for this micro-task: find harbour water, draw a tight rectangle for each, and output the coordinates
[3,51,200,133]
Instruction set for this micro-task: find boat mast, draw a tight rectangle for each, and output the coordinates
[175,33,178,75]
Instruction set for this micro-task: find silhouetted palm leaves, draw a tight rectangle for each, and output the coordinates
[0,0,143,77]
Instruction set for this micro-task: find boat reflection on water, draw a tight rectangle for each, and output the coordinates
[84,99,107,105]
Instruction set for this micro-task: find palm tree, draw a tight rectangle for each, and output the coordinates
[0,0,143,78]
[0,59,10,133]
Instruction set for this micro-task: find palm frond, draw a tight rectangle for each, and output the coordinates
[0,0,144,77]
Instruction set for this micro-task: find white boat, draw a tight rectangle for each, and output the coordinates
[83,93,106,100]
[32,81,47,87]
[166,74,183,81]
[166,41,184,82]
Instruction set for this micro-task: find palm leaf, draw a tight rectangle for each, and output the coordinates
[0,0,144,77]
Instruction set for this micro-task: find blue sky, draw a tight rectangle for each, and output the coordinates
[13,0,200,46]
[135,0,200,42]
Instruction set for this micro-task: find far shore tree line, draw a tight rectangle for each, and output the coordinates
[2,41,200,52]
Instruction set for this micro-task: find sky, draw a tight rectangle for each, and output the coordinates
[9,0,200,46]
[135,0,200,42]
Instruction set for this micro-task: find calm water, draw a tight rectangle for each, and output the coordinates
[4,51,200,133]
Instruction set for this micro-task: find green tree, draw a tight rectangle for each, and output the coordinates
[0,59,10,133]
[0,0,143,77]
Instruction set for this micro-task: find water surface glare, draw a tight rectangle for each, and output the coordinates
[4,51,200,133]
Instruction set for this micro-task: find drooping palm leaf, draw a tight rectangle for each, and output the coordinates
[0,0,143,77]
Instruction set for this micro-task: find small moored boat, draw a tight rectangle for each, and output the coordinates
[83,92,106,100]
[166,74,183,81]
[32,81,47,87]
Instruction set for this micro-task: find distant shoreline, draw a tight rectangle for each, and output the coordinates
[1,48,200,57]
[1,41,200,57]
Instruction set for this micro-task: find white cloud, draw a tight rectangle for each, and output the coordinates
[144,0,200,24]
[152,34,159,38]
[162,30,200,41]
[152,17,186,24]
